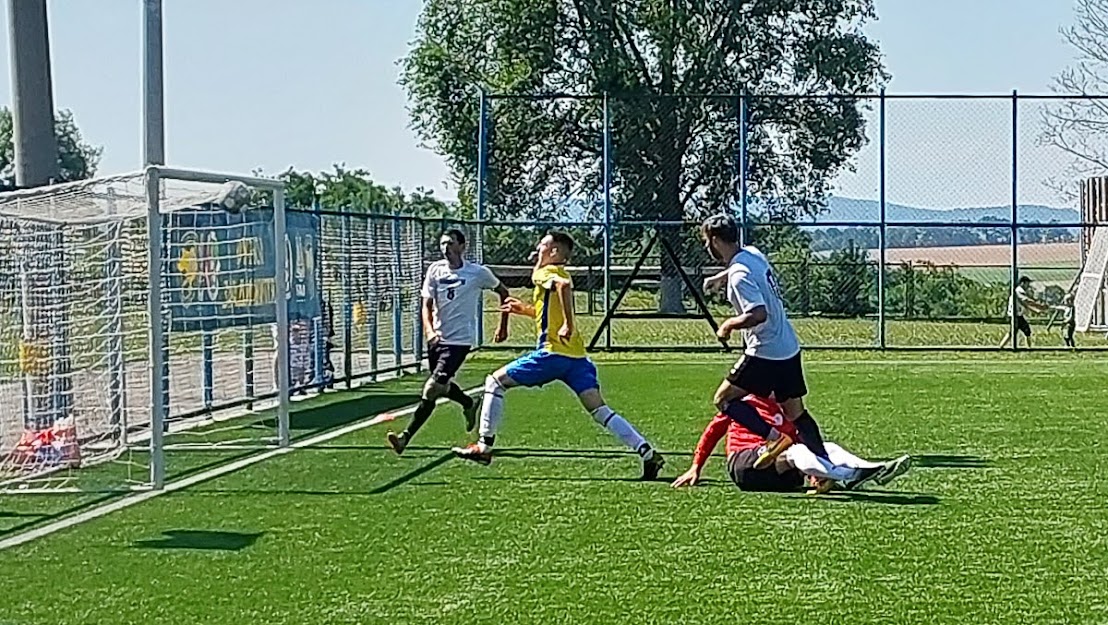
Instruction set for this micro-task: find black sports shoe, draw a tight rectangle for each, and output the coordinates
[641,450,665,481]
[386,431,407,455]
[842,465,882,491]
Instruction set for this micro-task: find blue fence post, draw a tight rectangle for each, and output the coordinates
[1010,89,1019,351]
[414,220,425,372]
[201,330,213,409]
[391,212,404,369]
[242,204,255,408]
[369,216,379,382]
[878,89,887,350]
[475,88,489,348]
[160,221,170,432]
[310,199,325,392]
[739,90,749,246]
[341,208,353,388]
[602,93,613,350]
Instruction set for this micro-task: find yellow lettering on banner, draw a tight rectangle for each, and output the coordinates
[222,278,277,309]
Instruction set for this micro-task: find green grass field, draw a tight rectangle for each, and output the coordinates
[2,352,1107,624]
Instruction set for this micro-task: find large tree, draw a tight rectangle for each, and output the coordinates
[1041,0,1108,201]
[402,0,886,312]
[0,108,100,190]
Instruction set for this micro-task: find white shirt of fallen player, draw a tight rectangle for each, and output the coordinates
[726,246,801,360]
[421,260,501,347]
[1007,285,1031,317]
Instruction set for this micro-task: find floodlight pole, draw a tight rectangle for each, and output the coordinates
[143,0,165,166]
[8,0,59,187]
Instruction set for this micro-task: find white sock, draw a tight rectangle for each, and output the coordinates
[785,443,859,482]
[592,406,652,458]
[477,375,505,451]
[824,442,882,469]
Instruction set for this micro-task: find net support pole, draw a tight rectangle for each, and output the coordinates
[201,331,213,409]
[602,93,613,350]
[739,91,749,247]
[243,326,254,409]
[1010,90,1019,351]
[273,187,291,447]
[878,89,887,350]
[142,0,164,166]
[105,188,127,444]
[146,168,166,489]
[475,89,489,348]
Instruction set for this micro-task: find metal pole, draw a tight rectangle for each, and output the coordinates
[391,213,403,368]
[475,90,489,347]
[8,0,59,187]
[273,188,291,446]
[739,91,749,246]
[878,89,887,349]
[143,0,165,165]
[1010,89,1019,351]
[341,211,353,388]
[146,169,166,489]
[602,94,613,349]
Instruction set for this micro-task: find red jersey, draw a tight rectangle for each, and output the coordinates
[691,395,798,467]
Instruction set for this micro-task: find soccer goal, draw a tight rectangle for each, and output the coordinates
[0,167,301,493]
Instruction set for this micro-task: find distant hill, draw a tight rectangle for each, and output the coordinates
[797,197,1080,225]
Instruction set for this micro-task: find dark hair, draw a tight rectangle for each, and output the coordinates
[1018,275,1031,285]
[701,214,739,244]
[548,230,575,254]
[443,228,466,245]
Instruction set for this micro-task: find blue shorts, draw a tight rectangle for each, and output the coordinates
[504,350,600,396]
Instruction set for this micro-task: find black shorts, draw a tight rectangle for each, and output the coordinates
[1016,316,1032,337]
[725,352,807,401]
[726,449,805,492]
[428,342,471,384]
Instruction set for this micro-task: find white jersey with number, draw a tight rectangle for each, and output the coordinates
[726,246,801,360]
[421,260,500,347]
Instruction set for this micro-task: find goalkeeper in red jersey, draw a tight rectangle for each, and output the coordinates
[671,394,911,495]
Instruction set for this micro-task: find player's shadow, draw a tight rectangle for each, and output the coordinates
[368,452,455,494]
[0,511,44,519]
[131,529,264,552]
[914,454,989,469]
[815,490,940,506]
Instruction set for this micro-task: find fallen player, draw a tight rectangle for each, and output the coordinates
[671,394,911,495]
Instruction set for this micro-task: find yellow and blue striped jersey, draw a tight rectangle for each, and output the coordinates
[532,265,586,358]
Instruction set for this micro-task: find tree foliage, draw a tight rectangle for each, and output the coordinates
[0,108,101,189]
[258,164,464,218]
[402,0,887,310]
[1041,0,1108,200]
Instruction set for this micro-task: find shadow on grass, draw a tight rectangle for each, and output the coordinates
[0,511,46,519]
[470,475,661,484]
[131,529,264,551]
[815,491,941,506]
[368,452,455,494]
[914,454,989,469]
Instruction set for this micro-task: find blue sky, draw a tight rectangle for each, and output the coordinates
[0,0,1082,210]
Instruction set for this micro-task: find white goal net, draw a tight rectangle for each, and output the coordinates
[1075,225,1108,333]
[0,168,296,491]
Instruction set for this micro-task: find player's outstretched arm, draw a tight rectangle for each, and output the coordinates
[716,306,768,341]
[702,268,729,294]
[421,296,438,344]
[672,414,730,488]
[499,297,535,318]
[493,283,511,342]
[553,279,575,341]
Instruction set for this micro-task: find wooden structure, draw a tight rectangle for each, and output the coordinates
[1080,177,1108,329]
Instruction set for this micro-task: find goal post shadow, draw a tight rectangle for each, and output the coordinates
[587,226,731,352]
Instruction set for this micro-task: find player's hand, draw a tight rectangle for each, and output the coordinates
[499,297,528,315]
[558,323,573,342]
[716,323,733,341]
[427,330,442,345]
[494,325,509,343]
[671,466,702,488]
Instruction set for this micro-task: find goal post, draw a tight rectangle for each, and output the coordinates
[0,166,300,492]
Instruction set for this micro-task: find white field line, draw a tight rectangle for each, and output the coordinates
[0,390,471,552]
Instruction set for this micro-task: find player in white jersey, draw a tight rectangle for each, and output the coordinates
[699,214,835,470]
[386,229,511,454]
[999,275,1048,348]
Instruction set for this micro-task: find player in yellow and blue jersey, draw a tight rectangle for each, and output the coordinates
[452,231,665,480]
